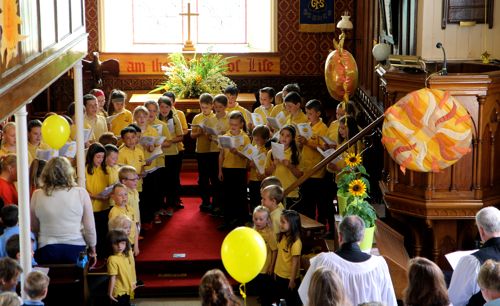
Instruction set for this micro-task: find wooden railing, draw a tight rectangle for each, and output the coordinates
[284,114,385,196]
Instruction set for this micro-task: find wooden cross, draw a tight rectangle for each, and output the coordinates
[180,2,199,52]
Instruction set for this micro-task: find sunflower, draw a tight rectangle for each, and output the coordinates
[348,179,367,197]
[345,153,362,168]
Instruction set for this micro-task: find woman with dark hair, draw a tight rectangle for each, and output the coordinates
[404,257,451,306]
[199,269,242,306]
[31,157,96,264]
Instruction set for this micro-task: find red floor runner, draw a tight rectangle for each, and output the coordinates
[180,171,198,186]
[136,196,225,263]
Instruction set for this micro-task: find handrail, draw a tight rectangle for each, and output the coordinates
[284,114,385,196]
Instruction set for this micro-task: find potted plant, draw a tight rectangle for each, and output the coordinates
[344,192,377,251]
[150,52,235,98]
[336,152,370,216]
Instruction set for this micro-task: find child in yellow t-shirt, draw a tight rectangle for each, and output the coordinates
[261,184,285,238]
[218,111,250,230]
[191,94,218,212]
[224,85,250,129]
[109,183,139,256]
[250,87,275,131]
[297,99,328,221]
[85,142,112,256]
[248,125,271,210]
[265,125,303,203]
[118,127,147,191]
[105,144,120,185]
[107,229,136,305]
[251,206,277,306]
[284,91,307,125]
[274,210,302,306]
[108,89,133,137]
[118,166,141,233]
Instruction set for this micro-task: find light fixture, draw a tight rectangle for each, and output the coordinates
[372,42,391,62]
[336,12,353,30]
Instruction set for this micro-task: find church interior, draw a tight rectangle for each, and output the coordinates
[0,0,500,305]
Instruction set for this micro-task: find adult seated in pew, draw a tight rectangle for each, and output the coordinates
[30,157,97,265]
[449,206,500,306]
[298,215,397,306]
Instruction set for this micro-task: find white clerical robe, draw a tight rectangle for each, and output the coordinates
[298,252,397,306]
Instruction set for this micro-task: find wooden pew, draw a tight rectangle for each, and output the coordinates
[375,219,410,300]
[300,214,329,271]
[37,263,88,306]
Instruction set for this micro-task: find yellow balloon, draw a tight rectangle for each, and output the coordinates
[41,115,70,150]
[221,227,267,284]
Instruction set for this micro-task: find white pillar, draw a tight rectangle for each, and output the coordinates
[15,105,32,298]
[74,61,86,187]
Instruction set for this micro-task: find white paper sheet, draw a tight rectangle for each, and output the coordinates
[271,142,285,161]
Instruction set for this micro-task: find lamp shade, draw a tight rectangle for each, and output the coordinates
[337,15,353,30]
[372,43,391,61]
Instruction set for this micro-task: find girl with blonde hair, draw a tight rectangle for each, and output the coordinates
[307,266,351,306]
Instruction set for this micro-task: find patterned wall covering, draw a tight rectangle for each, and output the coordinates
[32,0,354,115]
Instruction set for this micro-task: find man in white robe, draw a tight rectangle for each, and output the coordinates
[298,215,397,306]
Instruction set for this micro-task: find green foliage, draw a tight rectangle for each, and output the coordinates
[337,164,370,195]
[150,52,236,98]
[345,197,377,228]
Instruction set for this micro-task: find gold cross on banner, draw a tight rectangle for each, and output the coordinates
[180,2,199,52]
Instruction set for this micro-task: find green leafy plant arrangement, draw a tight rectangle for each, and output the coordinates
[150,52,236,98]
[337,152,377,228]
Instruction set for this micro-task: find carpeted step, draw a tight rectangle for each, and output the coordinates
[135,272,208,297]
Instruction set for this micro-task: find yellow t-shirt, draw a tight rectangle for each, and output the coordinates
[84,115,108,140]
[161,116,183,155]
[192,112,216,153]
[107,165,120,185]
[286,111,308,126]
[300,120,328,179]
[326,120,340,145]
[118,146,145,192]
[173,108,188,151]
[248,144,268,181]
[109,110,133,136]
[265,148,300,198]
[274,236,302,280]
[107,253,135,297]
[269,103,288,118]
[28,142,51,165]
[254,105,274,124]
[109,204,137,244]
[151,118,174,162]
[226,103,250,127]
[139,125,160,170]
[270,203,285,237]
[256,227,278,274]
[70,121,96,142]
[127,188,140,225]
[85,167,111,212]
[0,146,14,158]
[205,113,229,152]
[221,131,250,169]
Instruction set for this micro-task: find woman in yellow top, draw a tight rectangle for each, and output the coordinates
[85,142,112,256]
[0,122,16,157]
[108,89,133,137]
[265,125,303,204]
[218,111,250,230]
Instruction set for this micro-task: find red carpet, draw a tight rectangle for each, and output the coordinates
[137,197,225,262]
[180,171,198,186]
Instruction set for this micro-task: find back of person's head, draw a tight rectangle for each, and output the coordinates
[99,132,118,146]
[5,235,19,259]
[40,157,76,196]
[283,83,300,95]
[260,176,282,189]
[108,214,133,232]
[24,271,50,300]
[475,206,500,235]
[199,269,241,306]
[0,291,21,306]
[308,267,351,306]
[262,185,284,204]
[252,125,271,141]
[339,215,365,244]
[478,259,500,301]
[199,93,214,105]
[0,257,22,283]
[284,91,301,105]
[224,85,239,96]
[213,94,228,107]
[275,91,284,105]
[404,257,450,306]
[1,205,18,227]
[0,154,16,174]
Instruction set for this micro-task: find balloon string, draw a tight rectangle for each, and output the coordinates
[239,283,247,306]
